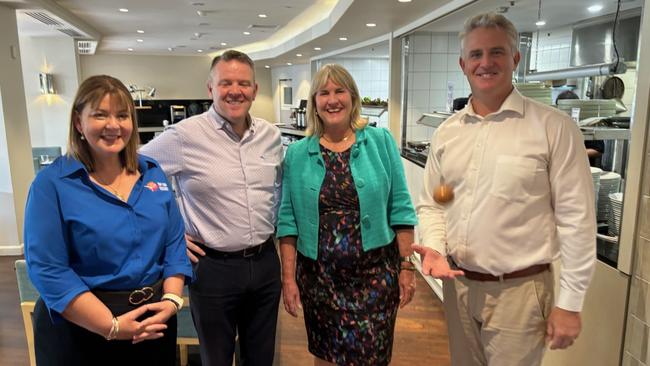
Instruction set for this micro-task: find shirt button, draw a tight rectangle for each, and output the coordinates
[356,179,365,188]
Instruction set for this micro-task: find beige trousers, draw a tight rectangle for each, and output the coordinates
[442,269,554,366]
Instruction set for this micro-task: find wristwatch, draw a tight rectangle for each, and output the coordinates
[400,255,416,271]
[161,293,184,311]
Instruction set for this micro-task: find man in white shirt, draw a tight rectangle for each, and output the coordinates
[413,13,596,366]
[140,50,282,366]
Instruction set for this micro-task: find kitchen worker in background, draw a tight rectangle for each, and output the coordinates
[555,90,605,168]
[413,12,596,366]
[140,50,283,366]
[278,64,418,366]
[24,75,192,366]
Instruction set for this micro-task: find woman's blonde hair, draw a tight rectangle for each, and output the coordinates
[306,64,367,137]
[67,75,139,173]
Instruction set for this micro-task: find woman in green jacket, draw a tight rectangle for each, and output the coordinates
[277,64,418,366]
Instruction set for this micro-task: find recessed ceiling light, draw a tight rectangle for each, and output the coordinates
[168,47,173,51]
[221,42,227,46]
[314,47,321,51]
[339,37,348,41]
[535,20,546,26]
[287,62,293,66]
[137,30,144,34]
[265,65,270,68]
[136,39,143,42]
[196,10,206,16]
[243,31,251,35]
[296,53,302,57]
[197,49,203,53]
[366,23,376,27]
[398,0,412,2]
[588,4,603,12]
[127,48,134,51]
[258,14,267,18]
[119,8,129,13]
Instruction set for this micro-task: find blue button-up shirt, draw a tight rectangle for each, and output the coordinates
[24,154,192,317]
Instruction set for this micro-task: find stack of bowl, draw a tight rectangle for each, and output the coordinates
[515,83,553,105]
[557,99,616,120]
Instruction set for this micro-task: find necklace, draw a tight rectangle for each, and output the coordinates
[92,168,126,202]
[321,129,354,144]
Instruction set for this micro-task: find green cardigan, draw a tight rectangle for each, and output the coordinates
[277,126,418,260]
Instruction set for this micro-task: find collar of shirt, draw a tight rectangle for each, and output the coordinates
[461,87,525,123]
[57,154,158,179]
[208,104,256,136]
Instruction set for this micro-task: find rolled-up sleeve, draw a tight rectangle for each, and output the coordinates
[162,178,193,283]
[24,174,89,317]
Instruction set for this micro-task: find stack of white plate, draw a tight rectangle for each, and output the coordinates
[598,171,621,222]
[608,192,623,236]
[515,83,553,105]
[591,167,602,209]
[557,99,616,120]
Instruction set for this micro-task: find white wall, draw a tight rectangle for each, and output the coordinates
[271,63,311,124]
[0,4,34,252]
[406,31,470,142]
[18,35,80,154]
[317,57,390,128]
[80,53,275,122]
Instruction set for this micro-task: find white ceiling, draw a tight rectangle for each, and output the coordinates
[3,0,645,66]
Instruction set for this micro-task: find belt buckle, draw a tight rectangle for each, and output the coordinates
[242,244,262,258]
[128,286,154,305]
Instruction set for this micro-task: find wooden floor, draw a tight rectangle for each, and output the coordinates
[0,255,450,365]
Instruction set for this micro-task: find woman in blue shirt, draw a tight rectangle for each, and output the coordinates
[277,64,418,366]
[24,75,192,365]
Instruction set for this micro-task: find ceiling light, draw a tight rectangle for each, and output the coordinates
[588,4,603,12]
[137,30,144,34]
[220,42,227,46]
[287,62,293,66]
[296,53,302,57]
[535,20,546,26]
[258,14,267,18]
[265,65,270,69]
[366,23,376,27]
[127,48,134,51]
[243,31,251,35]
[197,49,203,53]
[339,37,348,41]
[168,47,173,51]
[136,39,143,42]
[314,47,321,51]
[119,8,129,12]
[196,10,206,16]
[398,0,412,2]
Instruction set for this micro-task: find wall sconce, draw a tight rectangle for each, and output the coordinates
[39,72,55,95]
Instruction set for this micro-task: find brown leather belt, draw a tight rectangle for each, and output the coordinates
[456,262,550,282]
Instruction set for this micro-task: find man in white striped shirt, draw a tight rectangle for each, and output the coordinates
[413,13,596,366]
[140,50,282,366]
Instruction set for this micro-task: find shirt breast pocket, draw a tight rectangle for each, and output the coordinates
[489,155,538,203]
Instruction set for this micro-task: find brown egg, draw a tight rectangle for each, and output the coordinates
[433,184,455,204]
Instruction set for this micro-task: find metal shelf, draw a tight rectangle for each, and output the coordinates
[361,105,387,117]
[416,112,452,128]
[580,127,630,140]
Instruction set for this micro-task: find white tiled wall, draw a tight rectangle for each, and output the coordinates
[318,57,389,128]
[530,27,573,72]
[405,32,470,142]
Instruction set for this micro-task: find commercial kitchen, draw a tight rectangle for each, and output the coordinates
[1,0,650,364]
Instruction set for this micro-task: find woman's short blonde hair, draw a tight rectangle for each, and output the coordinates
[67,75,139,173]
[306,64,367,137]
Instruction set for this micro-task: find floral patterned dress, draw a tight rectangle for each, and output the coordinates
[296,145,400,366]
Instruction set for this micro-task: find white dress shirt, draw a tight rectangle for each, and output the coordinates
[417,88,596,312]
[140,106,283,251]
